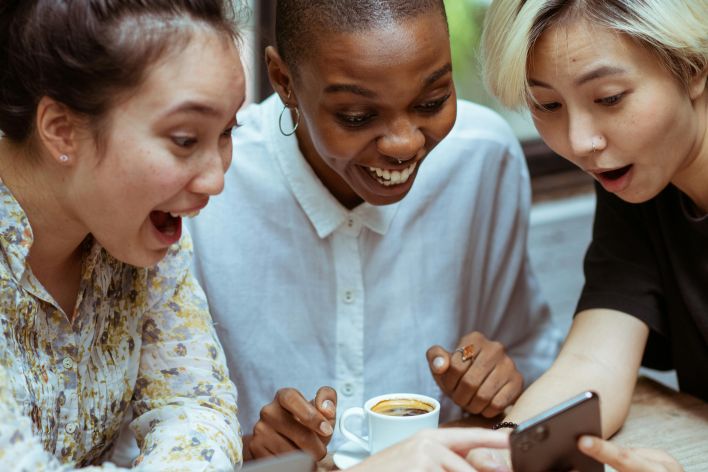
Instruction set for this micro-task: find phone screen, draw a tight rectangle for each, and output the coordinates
[510,391,603,472]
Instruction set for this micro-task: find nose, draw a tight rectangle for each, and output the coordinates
[568,110,602,157]
[190,147,231,196]
[377,116,426,161]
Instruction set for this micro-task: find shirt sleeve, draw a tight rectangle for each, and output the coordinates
[576,183,669,369]
[0,364,125,471]
[476,141,561,385]
[129,235,242,471]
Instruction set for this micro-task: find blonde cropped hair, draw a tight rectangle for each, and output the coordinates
[481,0,708,110]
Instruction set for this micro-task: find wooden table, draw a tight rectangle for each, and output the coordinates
[319,377,708,471]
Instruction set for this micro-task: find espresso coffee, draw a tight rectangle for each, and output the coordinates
[371,398,434,417]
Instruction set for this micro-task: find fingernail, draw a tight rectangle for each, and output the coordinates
[482,461,509,472]
[433,356,445,371]
[579,436,594,449]
[319,421,333,436]
[321,399,334,411]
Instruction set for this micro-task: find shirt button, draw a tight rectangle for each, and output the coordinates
[341,382,355,396]
[65,422,78,434]
[347,218,354,228]
[62,357,74,370]
[343,290,355,304]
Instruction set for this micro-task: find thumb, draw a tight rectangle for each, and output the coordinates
[426,345,451,375]
[315,386,338,420]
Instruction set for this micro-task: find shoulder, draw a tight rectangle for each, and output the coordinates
[425,100,526,179]
[449,100,520,149]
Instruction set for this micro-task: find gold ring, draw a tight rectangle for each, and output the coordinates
[454,344,476,362]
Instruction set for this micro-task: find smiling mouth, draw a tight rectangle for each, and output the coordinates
[596,164,633,181]
[367,161,418,186]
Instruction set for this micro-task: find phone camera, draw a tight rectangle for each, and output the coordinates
[531,425,549,442]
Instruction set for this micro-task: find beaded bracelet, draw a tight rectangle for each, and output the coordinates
[492,421,518,430]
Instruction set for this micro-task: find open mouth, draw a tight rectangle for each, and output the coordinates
[149,211,182,237]
[367,161,418,187]
[598,165,632,181]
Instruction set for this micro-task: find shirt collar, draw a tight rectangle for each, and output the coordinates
[0,180,34,282]
[267,95,399,239]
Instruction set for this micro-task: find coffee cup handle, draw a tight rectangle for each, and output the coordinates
[339,407,369,452]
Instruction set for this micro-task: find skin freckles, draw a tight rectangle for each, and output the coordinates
[527,19,707,206]
[69,30,245,267]
[280,14,457,208]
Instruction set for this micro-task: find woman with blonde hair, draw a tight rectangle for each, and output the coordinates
[477,0,707,470]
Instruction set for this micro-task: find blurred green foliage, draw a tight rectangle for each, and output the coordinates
[443,0,494,107]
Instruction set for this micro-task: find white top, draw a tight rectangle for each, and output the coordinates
[187,94,560,448]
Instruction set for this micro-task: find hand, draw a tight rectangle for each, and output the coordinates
[467,445,513,472]
[578,436,684,472]
[247,386,337,461]
[350,428,511,472]
[427,332,523,417]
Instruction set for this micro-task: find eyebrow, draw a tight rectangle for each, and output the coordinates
[323,63,453,98]
[161,101,221,119]
[529,65,627,89]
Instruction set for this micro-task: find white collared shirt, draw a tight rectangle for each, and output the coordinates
[187,94,560,448]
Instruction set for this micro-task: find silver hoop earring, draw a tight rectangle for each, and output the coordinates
[59,154,70,163]
[279,103,301,136]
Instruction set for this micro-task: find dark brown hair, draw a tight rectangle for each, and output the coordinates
[275,0,447,71]
[0,0,244,143]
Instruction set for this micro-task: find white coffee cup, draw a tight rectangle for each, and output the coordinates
[339,393,440,454]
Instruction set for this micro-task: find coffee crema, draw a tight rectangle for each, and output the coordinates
[371,398,434,417]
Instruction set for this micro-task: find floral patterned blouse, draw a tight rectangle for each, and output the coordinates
[0,181,242,471]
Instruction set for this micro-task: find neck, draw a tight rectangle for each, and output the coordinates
[0,139,89,277]
[672,91,708,215]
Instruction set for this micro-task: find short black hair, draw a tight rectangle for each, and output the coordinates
[275,0,447,69]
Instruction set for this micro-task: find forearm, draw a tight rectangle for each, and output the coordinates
[503,309,649,437]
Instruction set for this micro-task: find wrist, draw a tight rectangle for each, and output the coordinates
[492,421,518,431]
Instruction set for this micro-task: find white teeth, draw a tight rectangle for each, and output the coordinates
[168,210,200,218]
[367,161,418,186]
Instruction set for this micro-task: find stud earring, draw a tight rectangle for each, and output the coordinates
[59,154,70,163]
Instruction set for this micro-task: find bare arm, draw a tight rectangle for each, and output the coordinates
[503,308,649,437]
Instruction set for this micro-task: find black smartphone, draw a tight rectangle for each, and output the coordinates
[510,391,603,472]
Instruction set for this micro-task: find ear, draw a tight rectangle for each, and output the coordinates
[688,66,708,101]
[265,46,296,106]
[35,96,82,165]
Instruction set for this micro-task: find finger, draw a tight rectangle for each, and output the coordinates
[578,436,661,472]
[427,345,451,376]
[424,427,510,455]
[451,349,499,409]
[314,386,337,420]
[251,420,299,457]
[433,444,478,472]
[481,377,522,418]
[276,388,333,437]
[467,447,513,472]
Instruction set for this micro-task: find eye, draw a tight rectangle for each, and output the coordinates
[171,135,197,148]
[533,101,562,112]
[416,92,452,114]
[596,93,624,106]
[336,112,376,128]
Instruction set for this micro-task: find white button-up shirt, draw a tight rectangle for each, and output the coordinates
[187,95,560,449]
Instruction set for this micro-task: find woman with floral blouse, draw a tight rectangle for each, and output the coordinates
[0,0,246,470]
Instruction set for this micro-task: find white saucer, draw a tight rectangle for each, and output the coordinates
[332,441,370,469]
